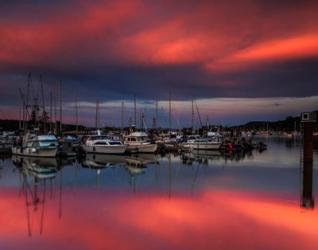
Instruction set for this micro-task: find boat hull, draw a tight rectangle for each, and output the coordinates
[126,143,157,153]
[83,145,127,154]
[183,142,221,150]
[12,147,58,157]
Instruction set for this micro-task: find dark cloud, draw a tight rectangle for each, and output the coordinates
[0,0,318,124]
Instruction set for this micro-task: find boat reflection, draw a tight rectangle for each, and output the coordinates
[81,154,127,169]
[12,156,59,179]
[79,153,159,189]
[80,153,159,170]
[180,150,255,165]
[10,156,64,237]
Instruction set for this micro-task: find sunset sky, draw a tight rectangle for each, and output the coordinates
[0,0,318,127]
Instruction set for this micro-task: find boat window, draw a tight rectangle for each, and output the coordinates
[130,138,136,142]
[91,136,108,140]
[39,140,58,147]
[108,141,122,145]
[94,141,107,145]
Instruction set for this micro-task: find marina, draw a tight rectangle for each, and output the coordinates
[1,1,318,249]
[0,69,317,250]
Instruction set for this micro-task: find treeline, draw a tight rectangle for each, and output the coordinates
[0,119,86,132]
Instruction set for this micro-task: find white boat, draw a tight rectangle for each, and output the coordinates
[124,132,157,153]
[12,134,58,157]
[82,135,127,154]
[183,137,222,150]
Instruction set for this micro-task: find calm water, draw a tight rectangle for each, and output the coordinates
[0,137,318,250]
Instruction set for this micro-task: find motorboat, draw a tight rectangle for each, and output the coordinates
[124,132,157,153]
[12,133,58,157]
[82,135,127,154]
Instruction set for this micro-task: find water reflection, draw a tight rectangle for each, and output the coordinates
[180,149,254,165]
[302,163,315,209]
[0,138,317,250]
[10,156,61,237]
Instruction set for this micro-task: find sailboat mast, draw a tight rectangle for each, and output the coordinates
[169,92,172,132]
[40,75,46,131]
[134,94,137,127]
[49,91,53,132]
[121,101,124,130]
[19,103,22,130]
[191,97,194,132]
[75,95,79,134]
[155,99,158,129]
[95,100,100,130]
[194,99,203,128]
[59,81,62,134]
[54,84,57,134]
[53,84,57,134]
[18,88,25,131]
[26,72,31,122]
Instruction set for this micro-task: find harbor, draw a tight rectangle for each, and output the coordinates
[0,73,318,249]
[1,0,318,249]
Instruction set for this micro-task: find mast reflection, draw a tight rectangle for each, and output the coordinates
[12,156,63,236]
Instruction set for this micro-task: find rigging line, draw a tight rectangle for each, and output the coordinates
[194,98,203,128]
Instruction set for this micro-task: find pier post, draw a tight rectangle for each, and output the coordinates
[301,112,315,209]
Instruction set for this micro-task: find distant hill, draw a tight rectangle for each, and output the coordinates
[0,120,19,131]
[233,111,318,131]
[0,119,85,132]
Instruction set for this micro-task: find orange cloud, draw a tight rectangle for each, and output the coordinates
[0,0,318,75]
[207,34,318,72]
